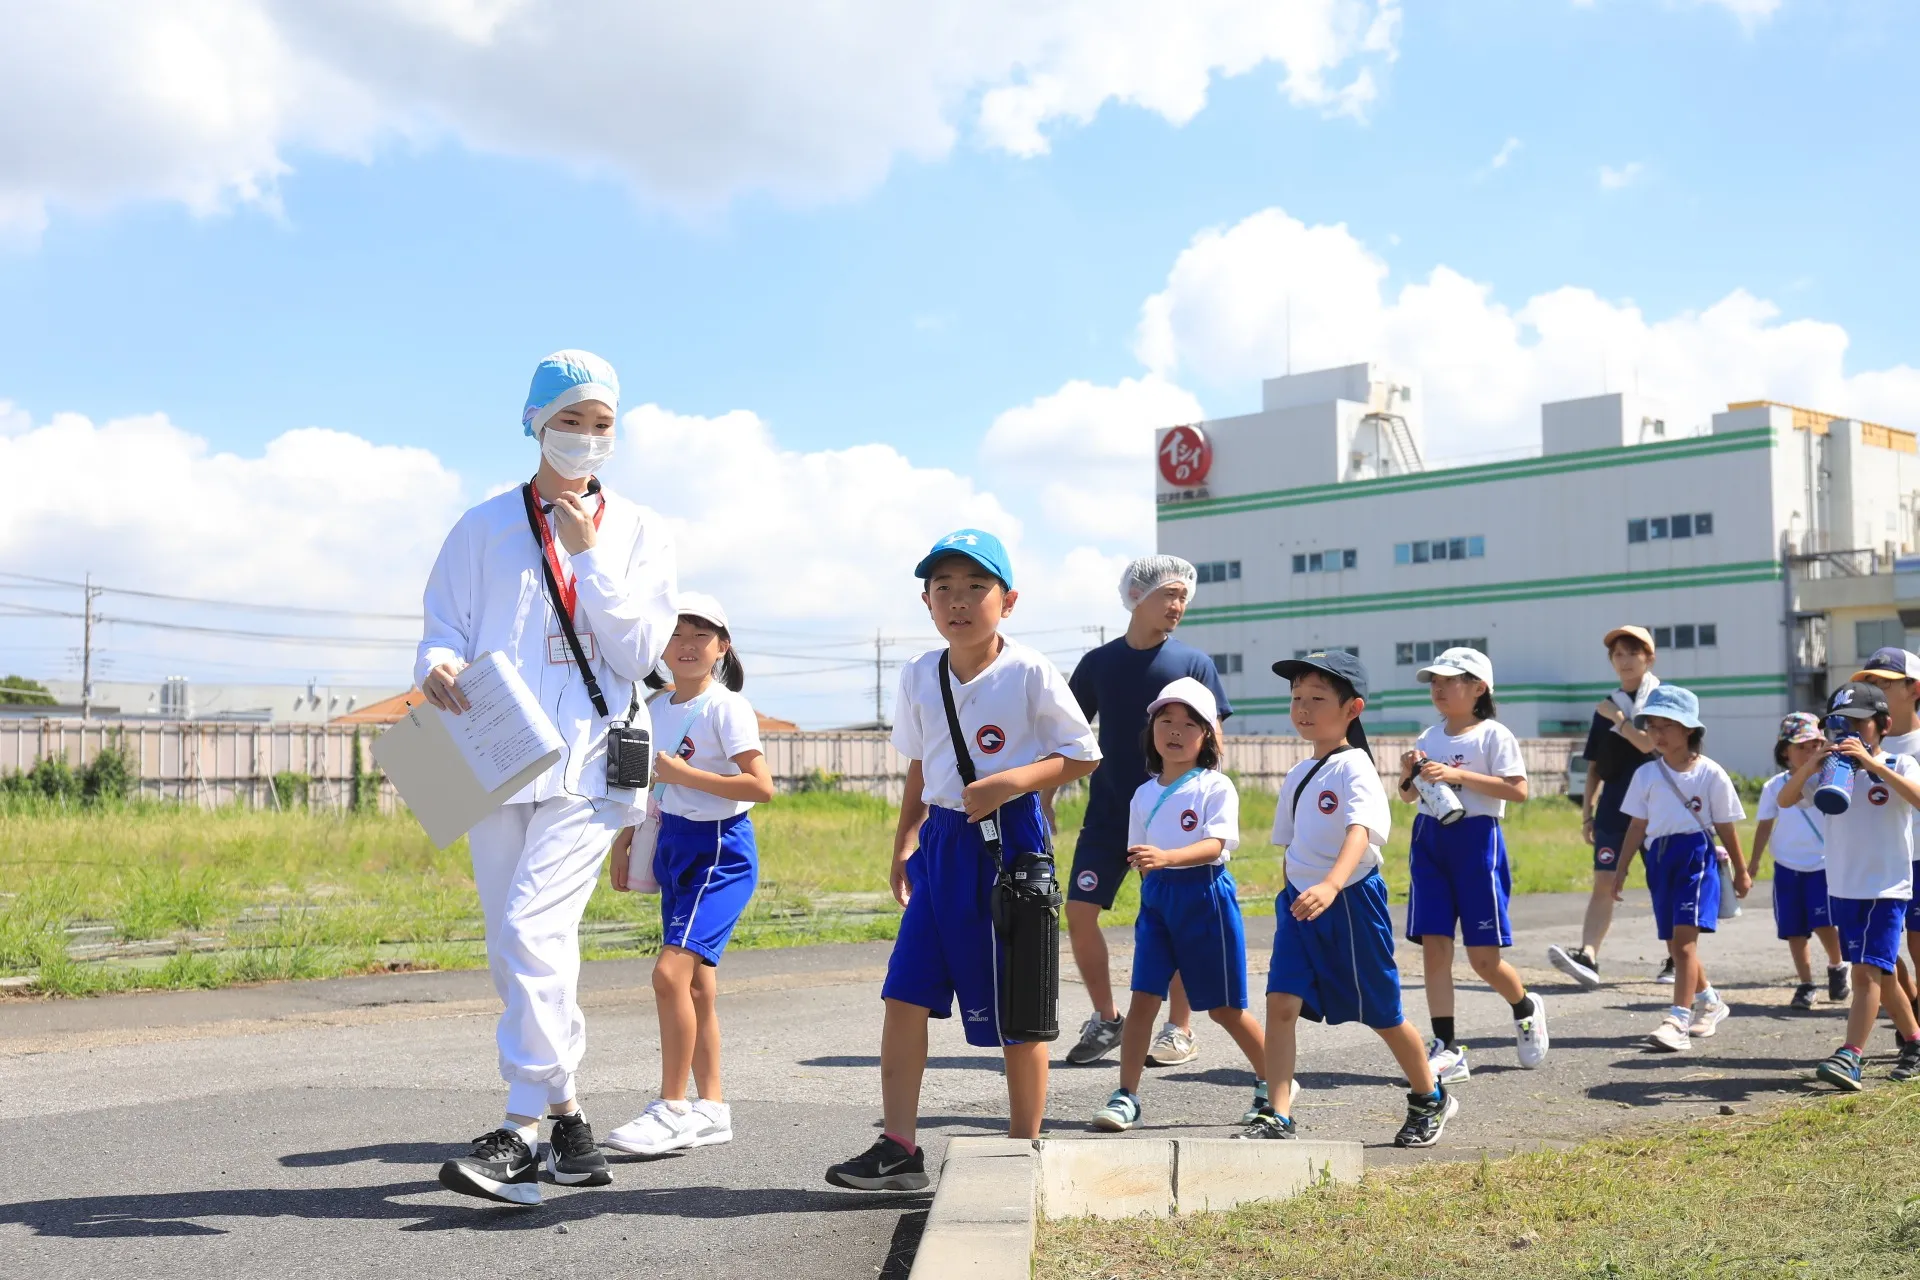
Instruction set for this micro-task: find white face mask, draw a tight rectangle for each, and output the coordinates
[540,428,615,479]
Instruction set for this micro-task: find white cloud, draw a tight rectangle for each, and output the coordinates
[979,374,1203,546]
[1599,161,1645,190]
[1133,205,1920,460]
[0,0,1400,235]
[1572,0,1781,23]
[1482,136,1522,174]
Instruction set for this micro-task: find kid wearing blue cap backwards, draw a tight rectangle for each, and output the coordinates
[825,530,1100,1191]
[418,350,679,1206]
[1249,650,1460,1149]
[1778,682,1920,1088]
[1610,684,1751,1054]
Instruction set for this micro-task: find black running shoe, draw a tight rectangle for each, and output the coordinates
[1891,1037,1920,1083]
[825,1135,929,1191]
[1790,982,1817,1011]
[439,1128,541,1205]
[1827,964,1851,1003]
[1393,1088,1459,1149]
[1237,1110,1296,1140]
[546,1113,611,1186]
[1656,956,1674,984]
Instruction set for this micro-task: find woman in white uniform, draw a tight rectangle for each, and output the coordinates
[418,349,677,1206]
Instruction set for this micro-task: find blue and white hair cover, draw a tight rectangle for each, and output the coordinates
[522,350,621,437]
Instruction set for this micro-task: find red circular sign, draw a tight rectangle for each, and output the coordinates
[1159,425,1212,486]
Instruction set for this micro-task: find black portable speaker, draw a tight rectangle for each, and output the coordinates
[605,721,653,790]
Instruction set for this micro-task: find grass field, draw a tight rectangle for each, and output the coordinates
[1037,1086,1920,1279]
[0,786,1761,996]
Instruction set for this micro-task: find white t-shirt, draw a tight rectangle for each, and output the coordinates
[892,639,1101,811]
[1823,749,1920,901]
[1755,772,1827,873]
[1619,756,1745,840]
[1270,747,1390,891]
[1127,770,1240,867]
[1879,729,1920,847]
[650,687,764,821]
[1413,719,1527,820]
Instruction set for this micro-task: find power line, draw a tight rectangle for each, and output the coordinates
[0,570,420,621]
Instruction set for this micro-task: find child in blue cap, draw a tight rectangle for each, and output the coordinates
[825,529,1100,1191]
[1611,684,1751,1053]
[419,350,679,1206]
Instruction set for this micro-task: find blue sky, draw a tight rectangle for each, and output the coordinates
[2,0,1916,722]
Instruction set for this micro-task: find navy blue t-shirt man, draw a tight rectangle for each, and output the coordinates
[1049,556,1231,1066]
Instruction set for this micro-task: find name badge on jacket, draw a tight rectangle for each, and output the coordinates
[549,632,596,664]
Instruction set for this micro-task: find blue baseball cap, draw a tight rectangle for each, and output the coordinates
[1633,684,1702,730]
[915,529,1013,588]
[1271,649,1369,699]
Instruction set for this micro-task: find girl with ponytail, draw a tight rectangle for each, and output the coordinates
[605,592,773,1158]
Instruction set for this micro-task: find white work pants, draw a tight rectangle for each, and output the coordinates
[467,795,622,1118]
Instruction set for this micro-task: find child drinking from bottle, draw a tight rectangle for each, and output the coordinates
[1749,713,1848,1010]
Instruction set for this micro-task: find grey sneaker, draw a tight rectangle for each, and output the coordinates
[1790,983,1817,1012]
[1066,1014,1125,1065]
[1145,1022,1198,1066]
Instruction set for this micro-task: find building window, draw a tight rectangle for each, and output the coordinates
[1294,646,1359,659]
[1631,512,1710,544]
[1394,537,1484,565]
[1650,623,1718,651]
[1196,560,1241,585]
[1396,637,1491,665]
[1292,549,1355,574]
[1209,653,1244,675]
[1858,618,1904,657]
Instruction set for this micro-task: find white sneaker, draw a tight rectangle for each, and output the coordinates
[1146,1022,1199,1066]
[606,1099,706,1155]
[1689,995,1730,1038]
[1514,993,1550,1069]
[688,1099,733,1147]
[1547,944,1601,991]
[1647,1013,1691,1052]
[1424,1037,1471,1084]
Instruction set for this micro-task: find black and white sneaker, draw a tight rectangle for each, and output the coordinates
[1891,1037,1920,1083]
[1656,957,1675,984]
[1393,1088,1459,1149]
[546,1113,612,1186]
[1546,945,1601,991]
[439,1128,542,1205]
[825,1136,929,1191]
[1827,964,1851,1003]
[1790,982,1817,1012]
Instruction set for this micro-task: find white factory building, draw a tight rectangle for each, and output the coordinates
[1154,362,1920,775]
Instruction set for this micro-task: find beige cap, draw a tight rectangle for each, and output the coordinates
[1603,625,1655,653]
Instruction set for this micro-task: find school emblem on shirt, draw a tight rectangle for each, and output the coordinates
[1870,784,1891,806]
[1076,870,1099,892]
[1687,796,1702,813]
[1316,790,1338,815]
[976,725,1006,754]
[678,736,696,760]
[1180,809,1199,832]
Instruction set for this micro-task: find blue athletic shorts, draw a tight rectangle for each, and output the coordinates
[1831,895,1907,973]
[1131,864,1247,1012]
[1068,805,1131,909]
[1405,814,1513,948]
[1592,819,1627,874]
[1643,831,1719,941]
[1770,865,1832,941]
[882,793,1049,1047]
[656,811,759,966]
[1266,868,1405,1031]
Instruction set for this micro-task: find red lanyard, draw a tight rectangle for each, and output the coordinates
[527,480,605,622]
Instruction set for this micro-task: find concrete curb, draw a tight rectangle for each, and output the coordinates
[908,1137,1363,1278]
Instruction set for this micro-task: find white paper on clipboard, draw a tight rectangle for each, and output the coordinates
[372,652,565,848]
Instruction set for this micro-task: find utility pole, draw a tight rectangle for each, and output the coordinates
[874,629,884,727]
[81,572,100,721]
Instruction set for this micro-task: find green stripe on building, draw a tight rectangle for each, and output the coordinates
[1182,559,1781,626]
[1158,427,1775,523]
[1229,673,1787,716]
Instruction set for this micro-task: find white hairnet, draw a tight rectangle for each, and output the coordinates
[1119,555,1197,612]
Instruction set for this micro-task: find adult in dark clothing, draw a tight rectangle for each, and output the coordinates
[1548,626,1659,990]
[1046,557,1232,1066]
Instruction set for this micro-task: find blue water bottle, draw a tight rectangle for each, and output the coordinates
[1813,715,1858,815]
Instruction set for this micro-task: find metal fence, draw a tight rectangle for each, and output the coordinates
[1,719,1580,811]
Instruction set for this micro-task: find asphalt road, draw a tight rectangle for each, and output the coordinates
[1,888,1903,1280]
